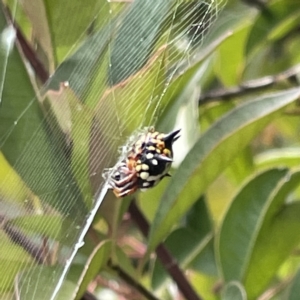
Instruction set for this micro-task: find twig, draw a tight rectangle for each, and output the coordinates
[128,200,202,300]
[95,274,142,300]
[242,0,270,14]
[3,4,49,84]
[257,277,293,300]
[2,221,46,264]
[108,260,160,300]
[80,291,98,300]
[198,63,300,105]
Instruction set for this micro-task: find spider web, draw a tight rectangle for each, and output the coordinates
[0,0,225,299]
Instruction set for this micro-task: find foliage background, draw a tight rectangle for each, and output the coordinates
[1,0,300,299]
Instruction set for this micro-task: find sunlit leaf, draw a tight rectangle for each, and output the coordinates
[73,240,112,300]
[255,148,300,169]
[21,0,111,65]
[0,231,33,292]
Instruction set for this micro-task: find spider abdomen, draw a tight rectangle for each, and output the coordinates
[108,128,180,198]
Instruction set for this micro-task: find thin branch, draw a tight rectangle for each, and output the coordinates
[3,4,49,84]
[128,200,202,300]
[198,63,300,105]
[108,260,161,300]
[242,0,270,14]
[95,274,142,300]
[257,277,293,300]
[2,221,46,264]
[80,291,98,300]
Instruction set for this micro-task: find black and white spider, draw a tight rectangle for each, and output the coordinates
[107,127,180,198]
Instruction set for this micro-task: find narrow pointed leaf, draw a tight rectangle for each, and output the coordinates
[74,240,112,300]
[288,268,300,300]
[217,168,288,281]
[148,87,300,251]
[218,168,300,298]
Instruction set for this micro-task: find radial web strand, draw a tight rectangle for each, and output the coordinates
[0,0,226,298]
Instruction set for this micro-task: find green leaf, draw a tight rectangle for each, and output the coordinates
[152,196,213,289]
[221,282,247,300]
[215,25,251,86]
[114,246,138,279]
[218,168,300,298]
[0,152,31,204]
[189,237,217,277]
[45,85,96,208]
[186,195,212,234]
[255,148,300,169]
[110,0,173,85]
[287,268,300,300]
[159,30,231,132]
[47,23,111,102]
[217,168,288,282]
[21,0,111,65]
[246,0,300,56]
[152,228,213,290]
[7,215,68,242]
[148,87,300,251]
[16,266,77,300]
[74,240,112,300]
[224,146,254,185]
[0,231,33,292]
[0,7,86,217]
[243,171,300,298]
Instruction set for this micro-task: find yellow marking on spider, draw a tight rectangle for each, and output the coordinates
[163,148,171,156]
[141,164,149,170]
[140,172,149,180]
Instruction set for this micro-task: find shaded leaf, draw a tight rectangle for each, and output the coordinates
[148,88,300,251]
[246,0,300,56]
[0,8,86,217]
[74,240,112,300]
[16,266,78,300]
[218,168,300,298]
[243,171,300,298]
[22,0,110,65]
[287,268,300,300]
[217,168,288,281]
[110,0,173,85]
[221,282,247,300]
[8,215,69,242]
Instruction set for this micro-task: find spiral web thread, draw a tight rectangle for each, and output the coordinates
[0,0,225,299]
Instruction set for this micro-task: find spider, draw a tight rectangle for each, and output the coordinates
[108,127,180,198]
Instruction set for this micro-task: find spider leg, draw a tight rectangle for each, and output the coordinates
[113,185,138,198]
[112,171,135,186]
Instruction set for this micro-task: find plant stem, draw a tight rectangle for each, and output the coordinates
[80,291,98,300]
[257,277,293,300]
[3,4,49,84]
[108,260,161,300]
[198,63,300,104]
[1,217,46,264]
[128,200,202,300]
